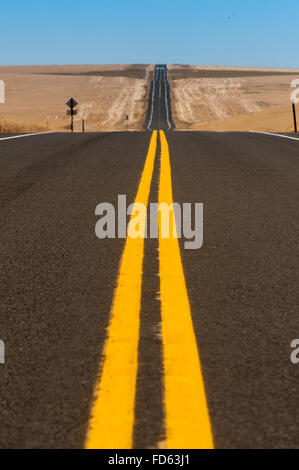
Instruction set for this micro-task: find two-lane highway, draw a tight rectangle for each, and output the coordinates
[0,71,299,449]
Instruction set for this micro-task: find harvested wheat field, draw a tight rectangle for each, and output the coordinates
[0,64,153,132]
[1,64,299,133]
[168,65,299,132]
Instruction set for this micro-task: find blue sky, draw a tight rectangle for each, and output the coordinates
[1,0,298,67]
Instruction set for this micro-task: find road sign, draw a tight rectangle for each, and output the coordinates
[67,109,78,116]
[66,98,78,109]
[66,98,78,132]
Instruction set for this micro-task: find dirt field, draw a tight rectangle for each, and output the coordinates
[0,65,153,132]
[168,65,299,132]
[1,64,299,133]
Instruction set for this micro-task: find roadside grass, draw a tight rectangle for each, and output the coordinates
[0,119,47,133]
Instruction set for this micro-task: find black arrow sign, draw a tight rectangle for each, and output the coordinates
[66,98,78,109]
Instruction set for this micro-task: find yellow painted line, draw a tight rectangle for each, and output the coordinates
[85,130,158,449]
[158,130,214,449]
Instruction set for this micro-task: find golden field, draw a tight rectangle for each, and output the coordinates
[0,65,153,132]
[168,65,299,132]
[1,64,299,133]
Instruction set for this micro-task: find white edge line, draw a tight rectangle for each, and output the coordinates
[250,130,299,142]
[165,80,172,131]
[0,131,53,142]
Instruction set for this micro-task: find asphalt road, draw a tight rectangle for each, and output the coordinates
[168,131,299,449]
[0,128,298,449]
[0,131,151,448]
[145,65,175,131]
[1,60,299,449]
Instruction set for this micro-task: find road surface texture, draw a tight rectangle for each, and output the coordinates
[0,67,299,449]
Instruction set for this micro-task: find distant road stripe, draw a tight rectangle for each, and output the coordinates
[85,130,158,449]
[158,130,214,449]
[147,83,156,130]
[0,132,53,141]
[250,131,299,142]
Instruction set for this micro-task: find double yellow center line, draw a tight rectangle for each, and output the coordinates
[85,131,214,449]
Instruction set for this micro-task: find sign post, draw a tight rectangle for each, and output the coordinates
[66,98,78,133]
[292,101,297,133]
